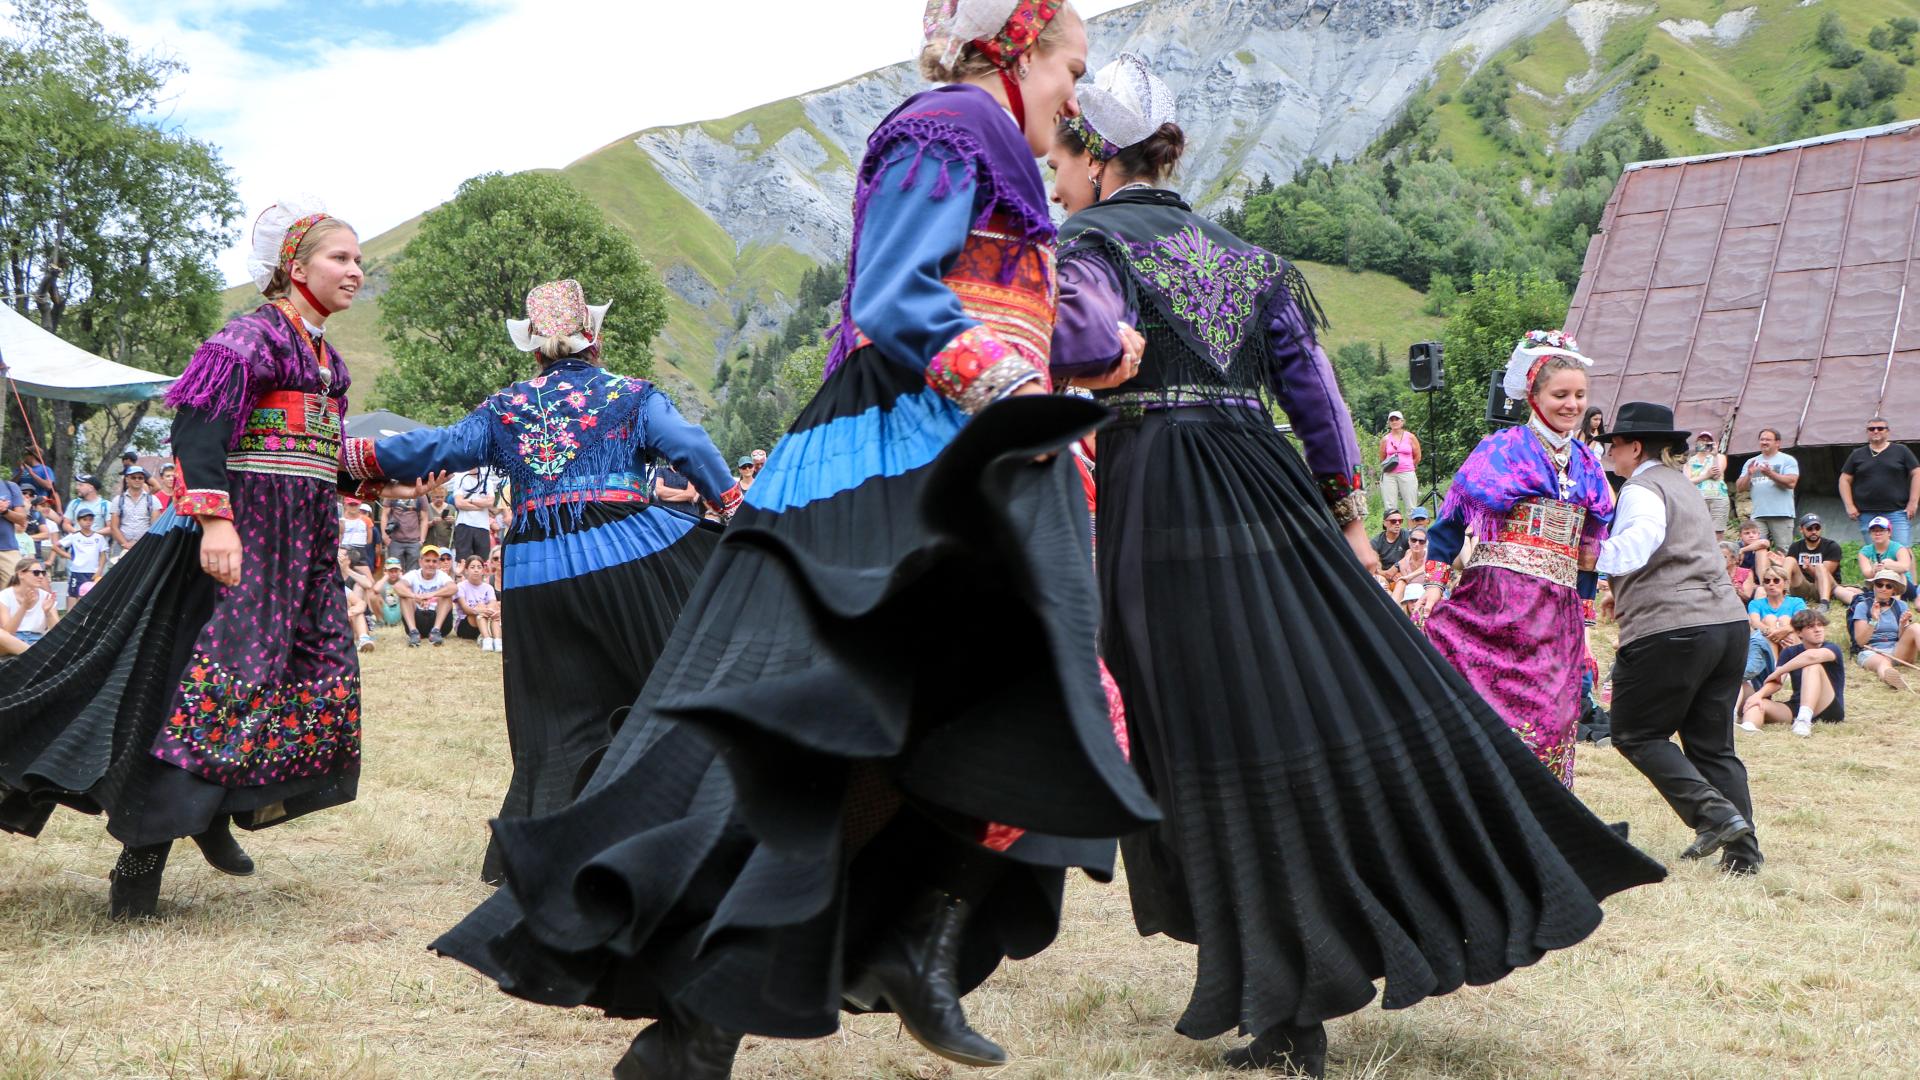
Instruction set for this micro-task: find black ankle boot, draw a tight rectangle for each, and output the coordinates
[611,1014,741,1080]
[845,890,1007,1067]
[108,842,171,920]
[1222,1021,1328,1077]
[191,815,255,876]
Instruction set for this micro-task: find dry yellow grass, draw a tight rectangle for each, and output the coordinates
[3,612,1918,1079]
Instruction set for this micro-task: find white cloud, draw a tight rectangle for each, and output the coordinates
[90,0,1138,286]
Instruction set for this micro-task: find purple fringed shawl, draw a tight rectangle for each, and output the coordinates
[823,83,1054,378]
[1442,424,1615,556]
[166,304,351,448]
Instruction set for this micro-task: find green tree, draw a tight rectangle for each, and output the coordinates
[376,171,669,423]
[0,0,239,492]
[1427,269,1569,472]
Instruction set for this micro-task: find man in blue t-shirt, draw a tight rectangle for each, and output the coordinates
[1736,427,1800,553]
[0,477,25,586]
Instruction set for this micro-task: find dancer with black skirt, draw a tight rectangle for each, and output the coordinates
[1048,56,1667,1076]
[431,4,1157,1077]
[339,278,738,884]
[0,199,368,919]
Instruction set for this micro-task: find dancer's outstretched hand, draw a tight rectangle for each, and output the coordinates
[381,471,451,499]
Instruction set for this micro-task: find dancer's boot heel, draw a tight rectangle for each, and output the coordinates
[847,889,1007,1067]
[108,843,171,921]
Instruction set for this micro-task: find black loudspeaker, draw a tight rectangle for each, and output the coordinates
[1408,341,1445,392]
[1486,370,1528,427]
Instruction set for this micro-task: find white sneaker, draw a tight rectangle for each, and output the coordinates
[357,635,375,653]
[1791,718,1812,738]
[479,637,494,652]
[493,638,503,655]
[1738,720,1761,733]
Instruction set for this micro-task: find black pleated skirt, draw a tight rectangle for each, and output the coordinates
[482,501,721,883]
[432,349,1159,1038]
[1096,405,1666,1041]
[0,502,357,848]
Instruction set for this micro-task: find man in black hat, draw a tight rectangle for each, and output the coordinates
[1596,402,1763,875]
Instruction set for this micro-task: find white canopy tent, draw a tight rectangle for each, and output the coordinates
[0,302,175,404]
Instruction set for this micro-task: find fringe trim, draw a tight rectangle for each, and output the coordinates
[164,343,254,449]
[824,119,1057,381]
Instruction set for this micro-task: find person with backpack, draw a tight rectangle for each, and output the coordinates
[108,466,163,558]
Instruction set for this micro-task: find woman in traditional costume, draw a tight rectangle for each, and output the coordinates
[339,279,738,883]
[0,199,367,919]
[1420,330,1615,786]
[1047,58,1665,1077]
[431,4,1156,1078]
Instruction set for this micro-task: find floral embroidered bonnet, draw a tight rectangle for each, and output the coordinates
[508,279,611,355]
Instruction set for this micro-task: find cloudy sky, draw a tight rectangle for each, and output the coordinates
[80,0,1138,286]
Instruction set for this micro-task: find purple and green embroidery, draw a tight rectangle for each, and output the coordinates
[1122,226,1284,373]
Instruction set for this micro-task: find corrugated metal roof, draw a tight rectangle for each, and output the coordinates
[1566,119,1920,454]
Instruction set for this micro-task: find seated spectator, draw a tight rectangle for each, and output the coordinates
[1858,516,1917,602]
[337,547,377,652]
[1721,540,1757,604]
[485,548,503,595]
[1850,569,1919,691]
[1784,514,1855,610]
[1684,431,1730,539]
[398,546,458,646]
[455,555,502,652]
[1734,519,1774,579]
[1372,509,1410,567]
[1839,417,1918,548]
[54,510,111,600]
[653,465,702,515]
[0,560,59,653]
[1407,505,1431,528]
[1744,570,1805,688]
[376,558,406,627]
[1396,528,1429,615]
[1741,608,1844,736]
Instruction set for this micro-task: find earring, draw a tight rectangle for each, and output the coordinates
[1018,64,1030,81]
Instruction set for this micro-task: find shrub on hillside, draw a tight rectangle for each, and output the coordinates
[1818,12,1864,69]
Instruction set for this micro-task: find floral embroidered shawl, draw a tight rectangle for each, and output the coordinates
[481,356,655,530]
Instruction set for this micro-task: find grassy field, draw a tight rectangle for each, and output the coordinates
[2,605,1917,1079]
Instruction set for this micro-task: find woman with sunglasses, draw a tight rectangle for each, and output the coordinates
[0,562,58,654]
[1850,569,1920,691]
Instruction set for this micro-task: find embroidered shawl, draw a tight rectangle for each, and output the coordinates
[1441,424,1615,556]
[1057,188,1326,380]
[481,356,655,531]
[166,304,351,448]
[825,83,1055,377]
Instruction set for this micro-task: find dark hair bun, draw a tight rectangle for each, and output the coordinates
[1114,122,1187,182]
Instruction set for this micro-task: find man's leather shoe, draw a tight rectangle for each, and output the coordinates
[1680,815,1753,861]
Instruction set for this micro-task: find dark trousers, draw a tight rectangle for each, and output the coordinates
[1610,620,1760,860]
[452,523,491,562]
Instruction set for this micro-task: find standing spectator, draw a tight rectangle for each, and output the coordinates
[1576,406,1605,446]
[115,449,137,489]
[1377,410,1421,514]
[24,497,58,563]
[1741,609,1844,736]
[14,450,57,508]
[54,510,111,600]
[108,466,162,558]
[1683,431,1730,539]
[64,474,111,533]
[424,489,455,550]
[153,464,176,510]
[451,468,496,562]
[1849,569,1919,691]
[338,498,377,581]
[0,470,25,585]
[1735,427,1798,552]
[750,448,767,470]
[383,494,427,571]
[455,555,502,652]
[1858,516,1917,601]
[0,560,59,652]
[735,456,757,492]
[1839,417,1919,548]
[398,545,458,646]
[1784,514,1855,610]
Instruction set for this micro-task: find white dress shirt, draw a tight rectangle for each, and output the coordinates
[1596,461,1666,576]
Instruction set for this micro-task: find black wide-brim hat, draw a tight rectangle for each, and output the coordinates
[1597,401,1691,443]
